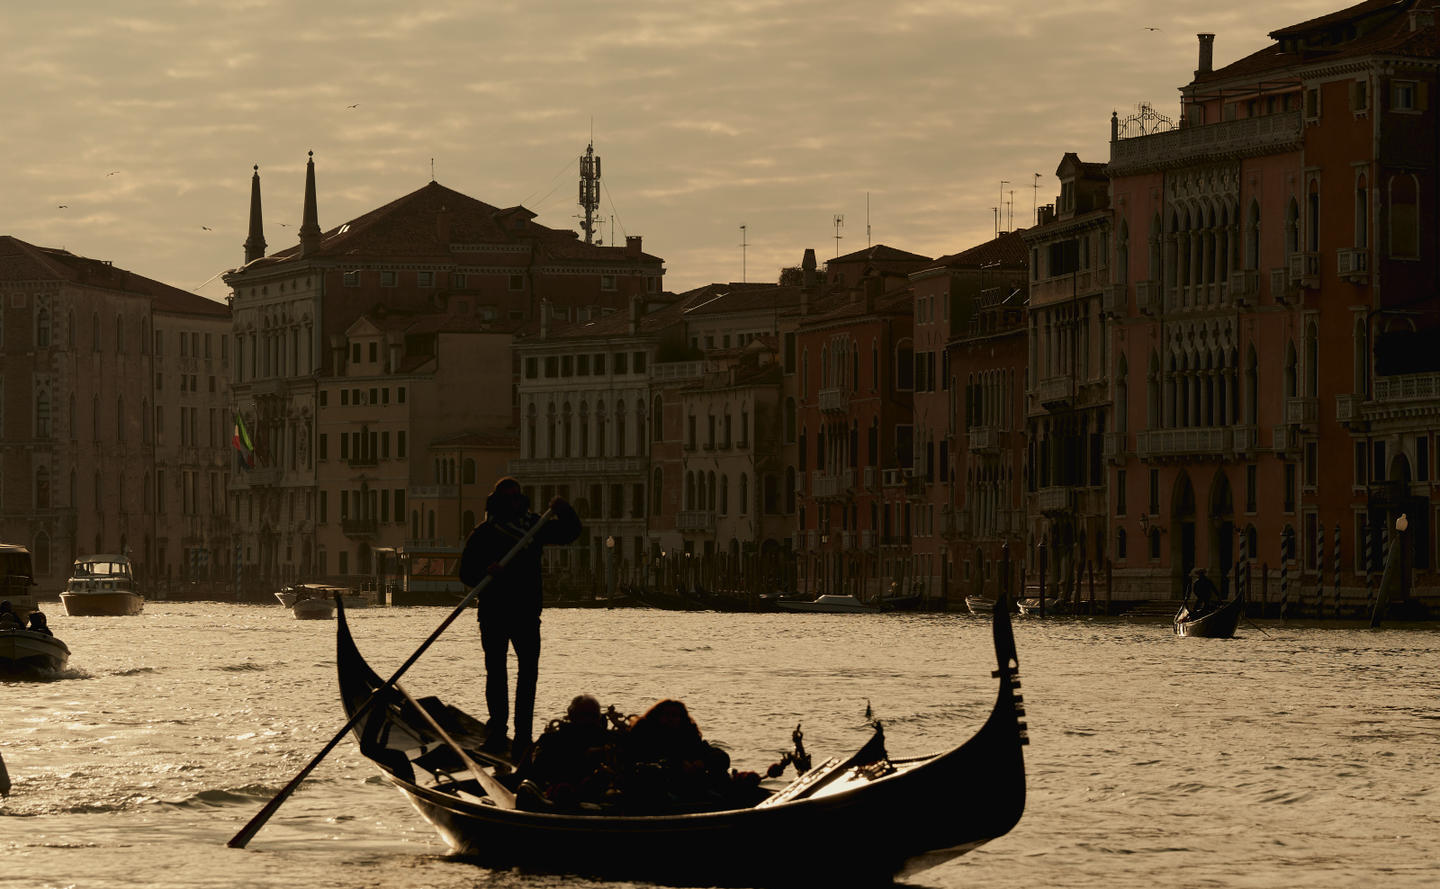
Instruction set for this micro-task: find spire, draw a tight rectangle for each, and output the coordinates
[243,164,266,264]
[299,150,321,256]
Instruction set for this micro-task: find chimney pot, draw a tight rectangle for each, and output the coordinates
[1197,33,1216,75]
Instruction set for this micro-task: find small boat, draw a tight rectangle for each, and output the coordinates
[0,543,41,620]
[277,583,367,609]
[775,593,882,613]
[1017,596,1074,616]
[60,555,144,616]
[0,628,71,675]
[290,587,342,620]
[334,598,1028,884]
[1174,590,1244,638]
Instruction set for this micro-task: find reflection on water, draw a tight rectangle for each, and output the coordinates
[2,604,1437,888]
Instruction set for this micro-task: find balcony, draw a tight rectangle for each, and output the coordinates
[652,360,705,382]
[905,474,928,498]
[1102,284,1126,316]
[1228,269,1259,305]
[882,468,905,487]
[1337,248,1369,283]
[1373,372,1440,404]
[840,531,854,550]
[1285,396,1318,427]
[1037,486,1072,514]
[676,510,716,533]
[862,466,875,490]
[1273,423,1299,454]
[1335,393,1365,428]
[1109,110,1302,174]
[969,426,1006,453]
[507,457,647,477]
[1102,431,1127,464]
[1270,268,1291,304]
[1037,376,1074,410]
[1287,251,1319,289]
[794,472,806,494]
[1136,427,1232,461]
[1232,424,1260,454]
[1136,280,1162,316]
[348,454,378,468]
[818,387,850,414]
[341,517,378,537]
[812,469,854,499]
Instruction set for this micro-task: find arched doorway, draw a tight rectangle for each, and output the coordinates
[1209,470,1235,597]
[1171,472,1197,597]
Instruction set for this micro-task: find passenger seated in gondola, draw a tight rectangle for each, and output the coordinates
[25,610,53,637]
[1186,568,1218,618]
[0,601,23,630]
[515,694,621,809]
[618,698,766,812]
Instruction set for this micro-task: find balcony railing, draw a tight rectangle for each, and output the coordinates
[812,469,854,499]
[1037,486,1071,513]
[860,530,876,550]
[1285,396,1318,427]
[1273,423,1299,453]
[1136,427,1232,460]
[969,426,1006,453]
[1270,268,1291,303]
[905,474,927,498]
[1287,252,1319,289]
[882,468,905,487]
[652,360,705,381]
[341,517,378,537]
[1373,372,1440,403]
[1136,280,1162,315]
[1102,431,1126,463]
[1232,424,1260,454]
[1102,284,1126,316]
[1335,393,1364,425]
[348,454,378,468]
[1229,269,1259,304]
[1338,247,1369,282]
[1108,110,1302,174]
[507,457,647,476]
[676,510,716,532]
[818,387,850,414]
[1037,376,1073,409]
[409,485,458,499]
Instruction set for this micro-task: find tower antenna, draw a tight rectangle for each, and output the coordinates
[1033,173,1042,227]
[578,140,602,244]
[833,214,845,257]
[739,224,748,283]
[998,180,1009,235]
[866,192,872,248]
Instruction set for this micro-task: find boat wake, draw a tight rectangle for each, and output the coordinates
[111,666,159,676]
[216,662,268,672]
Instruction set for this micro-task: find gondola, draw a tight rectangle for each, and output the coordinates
[335,598,1028,885]
[1173,589,1244,638]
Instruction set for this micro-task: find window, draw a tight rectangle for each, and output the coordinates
[1117,528,1127,561]
[1304,87,1320,120]
[1390,175,1420,258]
[1352,79,1369,112]
[1392,80,1417,111]
[1419,435,1431,483]
[1148,469,1160,514]
[452,273,467,288]
[601,275,616,291]
[397,431,407,458]
[343,270,360,287]
[380,270,397,287]
[525,357,538,379]
[417,271,434,287]
[615,353,628,375]
[1246,464,1258,513]
[1116,470,1127,516]
[633,352,646,374]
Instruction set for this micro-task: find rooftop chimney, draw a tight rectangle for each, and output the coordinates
[625,235,642,258]
[1197,33,1215,76]
[802,248,817,291]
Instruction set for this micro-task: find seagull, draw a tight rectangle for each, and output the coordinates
[346,103,359,109]
[57,204,68,209]
[201,225,212,231]
[107,170,120,176]
[1143,26,1161,31]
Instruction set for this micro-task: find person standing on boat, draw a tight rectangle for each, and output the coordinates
[459,477,582,762]
[1187,568,1218,617]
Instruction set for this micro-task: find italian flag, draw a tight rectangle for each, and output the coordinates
[233,413,255,470]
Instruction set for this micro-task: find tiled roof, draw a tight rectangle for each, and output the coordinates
[243,180,661,270]
[1196,0,1439,85]
[829,244,933,265]
[0,235,228,317]
[922,230,1030,272]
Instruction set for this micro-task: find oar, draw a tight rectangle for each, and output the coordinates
[227,509,555,849]
[1243,616,1273,638]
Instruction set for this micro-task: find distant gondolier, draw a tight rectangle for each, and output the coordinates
[459,477,582,761]
[1187,568,1218,617]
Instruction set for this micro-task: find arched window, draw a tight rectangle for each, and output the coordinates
[1246,200,1261,270]
[739,473,749,514]
[1285,198,1301,255]
[35,390,51,439]
[1284,340,1298,399]
[1304,321,1319,398]
[1355,174,1369,249]
[1306,179,1320,252]
[652,467,664,514]
[784,397,796,443]
[719,474,729,515]
[526,403,537,458]
[463,458,476,485]
[652,395,663,441]
[1390,174,1419,258]
[562,402,573,458]
[616,400,627,458]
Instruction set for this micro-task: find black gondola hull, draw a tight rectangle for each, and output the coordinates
[1174,591,1244,638]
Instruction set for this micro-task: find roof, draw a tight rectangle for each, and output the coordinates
[1195,0,1440,87]
[527,291,701,343]
[921,230,1030,272]
[0,236,229,317]
[829,244,933,266]
[237,180,662,272]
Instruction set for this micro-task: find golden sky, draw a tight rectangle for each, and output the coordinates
[1,0,1341,301]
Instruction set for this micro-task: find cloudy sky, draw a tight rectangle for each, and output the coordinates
[3,0,1341,303]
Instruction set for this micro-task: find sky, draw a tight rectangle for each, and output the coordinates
[2,0,1345,304]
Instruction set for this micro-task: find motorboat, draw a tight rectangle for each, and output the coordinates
[60,555,144,616]
[775,593,883,614]
[277,583,368,610]
[0,543,40,620]
[0,627,71,675]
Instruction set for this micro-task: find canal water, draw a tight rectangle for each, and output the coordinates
[2,603,1436,888]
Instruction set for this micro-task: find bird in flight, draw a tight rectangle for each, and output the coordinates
[107,170,120,176]
[346,103,359,109]
[57,204,68,209]
[1143,26,1161,31]
[201,225,212,231]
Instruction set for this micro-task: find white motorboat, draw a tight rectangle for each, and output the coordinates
[60,555,144,616]
[775,594,883,614]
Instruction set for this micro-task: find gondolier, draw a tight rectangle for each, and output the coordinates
[459,477,582,761]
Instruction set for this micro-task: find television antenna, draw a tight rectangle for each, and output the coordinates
[833,214,845,257]
[739,223,748,283]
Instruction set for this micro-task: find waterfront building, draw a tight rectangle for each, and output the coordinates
[223,154,664,595]
[0,236,231,592]
[1107,2,1440,608]
[793,245,933,600]
[1022,155,1114,602]
[911,231,1029,609]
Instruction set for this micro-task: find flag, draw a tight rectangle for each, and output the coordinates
[233,413,255,470]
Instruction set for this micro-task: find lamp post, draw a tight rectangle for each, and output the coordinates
[605,535,616,602]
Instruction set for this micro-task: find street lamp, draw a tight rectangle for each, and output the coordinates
[605,535,616,602]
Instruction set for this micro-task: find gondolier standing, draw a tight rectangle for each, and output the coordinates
[460,477,582,761]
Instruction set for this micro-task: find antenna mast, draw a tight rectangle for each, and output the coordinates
[866,193,871,248]
[578,140,602,244]
[998,180,1009,235]
[740,223,748,283]
[1033,173,1041,227]
[833,214,845,257]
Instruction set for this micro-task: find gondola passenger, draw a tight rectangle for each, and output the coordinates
[516,694,620,809]
[26,610,54,637]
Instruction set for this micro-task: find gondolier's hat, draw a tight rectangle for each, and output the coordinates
[486,476,528,518]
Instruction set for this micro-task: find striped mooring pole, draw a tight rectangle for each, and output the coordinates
[1365,520,1376,609]
[1279,528,1290,621]
[1238,529,1249,601]
[1315,522,1326,618]
[1333,523,1342,616]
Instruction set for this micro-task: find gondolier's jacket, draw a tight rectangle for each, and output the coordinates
[458,499,582,621]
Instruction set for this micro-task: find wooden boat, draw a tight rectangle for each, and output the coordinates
[60,555,144,616]
[277,583,367,609]
[335,599,1028,884]
[1173,590,1244,638]
[0,544,41,621]
[775,593,882,614]
[0,628,71,674]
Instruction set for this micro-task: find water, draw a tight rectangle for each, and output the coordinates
[2,603,1437,889]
